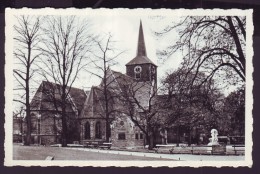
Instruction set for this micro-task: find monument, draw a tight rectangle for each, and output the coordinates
[207,129,226,155]
[208,129,220,146]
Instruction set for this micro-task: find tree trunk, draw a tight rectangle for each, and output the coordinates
[146,135,151,150]
[104,65,110,142]
[61,106,67,146]
[61,86,68,147]
[146,131,155,150]
[105,121,110,142]
[24,45,31,146]
[149,134,154,150]
[53,116,57,143]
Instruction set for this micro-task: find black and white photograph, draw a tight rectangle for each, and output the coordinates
[4,8,253,167]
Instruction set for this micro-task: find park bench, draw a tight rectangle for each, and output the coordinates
[83,141,92,148]
[99,142,112,150]
[154,144,175,154]
[232,145,245,155]
[83,141,104,148]
[191,145,211,155]
[191,145,226,155]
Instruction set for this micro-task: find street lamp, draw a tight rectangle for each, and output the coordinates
[36,113,41,145]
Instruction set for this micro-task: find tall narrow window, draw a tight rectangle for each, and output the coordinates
[140,133,143,139]
[135,133,139,139]
[84,122,90,139]
[95,121,101,139]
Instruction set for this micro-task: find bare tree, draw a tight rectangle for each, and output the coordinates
[85,33,125,142]
[120,80,164,149]
[38,16,92,147]
[156,16,246,88]
[13,15,41,145]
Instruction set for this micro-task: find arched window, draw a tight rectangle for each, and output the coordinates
[95,121,101,139]
[84,122,91,139]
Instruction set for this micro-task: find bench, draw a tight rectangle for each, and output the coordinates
[191,145,226,155]
[83,141,104,148]
[154,144,175,154]
[99,143,112,150]
[232,145,245,155]
[191,146,213,155]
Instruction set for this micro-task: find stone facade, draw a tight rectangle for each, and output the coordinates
[80,118,106,141]
[126,64,157,83]
[29,81,87,145]
[110,115,144,148]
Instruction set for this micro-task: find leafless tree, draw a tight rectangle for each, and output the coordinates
[13,15,41,145]
[85,33,126,142]
[120,80,164,149]
[38,16,92,146]
[156,16,246,88]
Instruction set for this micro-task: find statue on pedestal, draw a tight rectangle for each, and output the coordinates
[208,129,219,146]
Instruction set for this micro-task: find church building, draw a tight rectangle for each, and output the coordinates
[79,21,158,148]
[26,21,167,148]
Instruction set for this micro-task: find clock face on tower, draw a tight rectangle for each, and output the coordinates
[134,66,142,73]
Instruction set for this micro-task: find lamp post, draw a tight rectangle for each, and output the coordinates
[36,114,41,145]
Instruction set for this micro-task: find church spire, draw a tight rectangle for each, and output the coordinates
[125,20,156,66]
[137,20,147,57]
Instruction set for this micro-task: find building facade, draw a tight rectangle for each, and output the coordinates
[25,21,195,147]
[78,21,157,148]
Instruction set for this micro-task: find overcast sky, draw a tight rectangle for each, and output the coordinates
[11,11,184,111]
[75,14,183,90]
[9,9,249,111]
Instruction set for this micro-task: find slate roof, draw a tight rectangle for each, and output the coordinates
[30,81,88,115]
[110,70,134,87]
[68,86,88,113]
[126,55,156,66]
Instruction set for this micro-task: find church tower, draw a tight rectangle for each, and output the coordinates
[126,21,157,87]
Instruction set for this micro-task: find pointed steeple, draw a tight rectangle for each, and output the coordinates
[126,20,156,66]
[137,20,147,57]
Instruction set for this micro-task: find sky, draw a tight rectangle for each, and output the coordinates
[11,12,185,111]
[9,9,249,112]
[73,14,183,91]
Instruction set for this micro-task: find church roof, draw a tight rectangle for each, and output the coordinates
[126,21,156,66]
[30,81,88,114]
[126,55,156,66]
